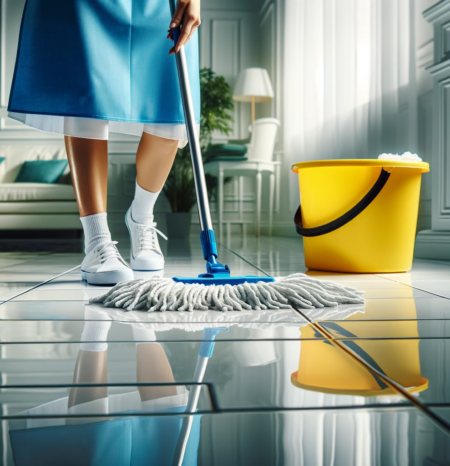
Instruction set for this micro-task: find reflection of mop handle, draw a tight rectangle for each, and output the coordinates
[172,328,227,466]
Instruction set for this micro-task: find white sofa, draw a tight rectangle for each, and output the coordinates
[0,146,81,231]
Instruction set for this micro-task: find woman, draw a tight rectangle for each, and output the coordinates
[8,0,201,285]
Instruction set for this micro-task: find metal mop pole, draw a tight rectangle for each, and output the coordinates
[171,328,226,466]
[168,0,231,279]
[168,0,211,232]
[169,30,212,232]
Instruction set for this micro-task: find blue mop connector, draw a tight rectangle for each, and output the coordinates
[199,327,228,358]
[173,228,275,285]
[199,229,230,277]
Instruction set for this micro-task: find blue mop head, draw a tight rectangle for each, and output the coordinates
[173,276,274,285]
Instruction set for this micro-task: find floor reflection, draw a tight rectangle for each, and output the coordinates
[2,237,450,465]
[9,317,201,466]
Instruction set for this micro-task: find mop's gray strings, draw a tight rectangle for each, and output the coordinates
[90,273,364,312]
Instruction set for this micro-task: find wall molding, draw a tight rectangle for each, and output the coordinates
[415,229,450,259]
[417,0,450,259]
[431,75,450,229]
[424,0,450,23]
[417,40,434,70]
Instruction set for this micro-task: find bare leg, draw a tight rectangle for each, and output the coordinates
[137,343,177,402]
[65,136,108,217]
[68,350,108,408]
[136,132,178,193]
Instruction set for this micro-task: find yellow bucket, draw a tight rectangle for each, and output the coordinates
[291,325,428,397]
[291,160,429,273]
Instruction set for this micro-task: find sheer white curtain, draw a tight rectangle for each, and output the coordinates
[284,0,416,207]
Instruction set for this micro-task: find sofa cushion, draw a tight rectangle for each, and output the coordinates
[15,160,68,183]
[204,144,248,157]
[0,183,76,201]
[0,201,78,214]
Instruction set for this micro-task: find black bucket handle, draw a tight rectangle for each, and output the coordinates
[294,168,391,237]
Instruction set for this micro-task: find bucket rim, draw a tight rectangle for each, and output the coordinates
[291,159,430,173]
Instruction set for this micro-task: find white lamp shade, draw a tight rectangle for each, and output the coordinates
[233,68,274,103]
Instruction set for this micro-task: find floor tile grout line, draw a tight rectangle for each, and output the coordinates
[13,296,445,301]
[0,249,71,265]
[0,338,331,344]
[292,305,450,435]
[374,273,450,300]
[218,242,272,277]
[0,251,55,272]
[0,264,81,306]
[0,318,306,323]
[2,335,450,341]
[3,336,450,344]
[0,403,423,421]
[317,318,450,322]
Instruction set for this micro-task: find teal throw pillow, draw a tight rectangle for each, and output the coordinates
[203,144,248,158]
[15,160,68,184]
[0,157,5,165]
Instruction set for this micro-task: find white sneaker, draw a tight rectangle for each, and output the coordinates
[125,208,167,271]
[81,241,134,285]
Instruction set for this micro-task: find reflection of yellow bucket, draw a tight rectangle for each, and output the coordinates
[291,160,429,273]
[291,324,428,397]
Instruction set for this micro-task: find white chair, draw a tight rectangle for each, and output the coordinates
[204,118,281,238]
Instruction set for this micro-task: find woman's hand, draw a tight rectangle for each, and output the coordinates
[167,0,201,55]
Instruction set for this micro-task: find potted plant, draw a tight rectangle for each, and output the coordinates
[163,68,234,239]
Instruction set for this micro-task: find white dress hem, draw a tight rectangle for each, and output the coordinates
[8,112,197,149]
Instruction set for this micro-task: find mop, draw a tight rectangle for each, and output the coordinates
[90,0,365,313]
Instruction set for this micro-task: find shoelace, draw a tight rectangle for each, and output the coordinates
[96,241,123,264]
[137,223,168,252]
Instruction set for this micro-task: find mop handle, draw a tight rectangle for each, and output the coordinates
[169,0,213,232]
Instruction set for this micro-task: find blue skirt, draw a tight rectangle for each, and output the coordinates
[8,0,200,142]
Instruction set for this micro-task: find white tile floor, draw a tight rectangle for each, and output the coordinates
[1,235,450,465]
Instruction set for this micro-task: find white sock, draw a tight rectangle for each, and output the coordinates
[132,325,157,342]
[80,213,111,254]
[79,320,112,352]
[131,180,160,224]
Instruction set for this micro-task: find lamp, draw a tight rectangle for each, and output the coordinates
[233,68,274,122]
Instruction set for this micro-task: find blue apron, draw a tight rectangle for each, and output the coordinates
[8,0,200,125]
